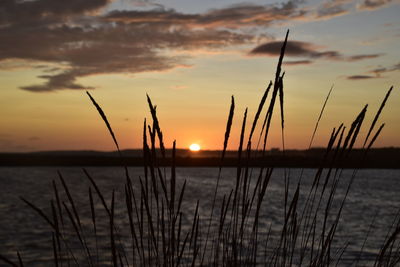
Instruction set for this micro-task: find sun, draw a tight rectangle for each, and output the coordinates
[189,143,201,152]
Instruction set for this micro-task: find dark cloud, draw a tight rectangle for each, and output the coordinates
[347,75,377,80]
[250,41,318,57]
[0,0,388,92]
[348,54,383,61]
[1,18,253,92]
[284,60,313,65]
[358,0,395,10]
[104,9,198,25]
[347,62,400,80]
[0,0,110,25]
[369,62,400,76]
[28,136,40,141]
[20,71,94,92]
[250,40,382,62]
[3,0,301,92]
[104,1,307,28]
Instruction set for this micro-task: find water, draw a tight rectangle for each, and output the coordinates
[0,167,399,266]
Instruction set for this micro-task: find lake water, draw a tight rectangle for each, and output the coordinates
[0,167,399,266]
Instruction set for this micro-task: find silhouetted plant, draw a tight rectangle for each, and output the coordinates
[1,30,398,267]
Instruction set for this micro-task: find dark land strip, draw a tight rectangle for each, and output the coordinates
[0,148,399,168]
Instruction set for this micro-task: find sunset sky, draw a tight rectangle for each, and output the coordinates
[0,0,399,152]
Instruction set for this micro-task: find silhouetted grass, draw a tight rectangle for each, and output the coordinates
[1,31,399,267]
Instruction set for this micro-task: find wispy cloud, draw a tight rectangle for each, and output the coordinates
[347,75,377,80]
[346,62,400,80]
[249,40,382,62]
[20,71,95,92]
[284,60,313,66]
[315,0,352,19]
[358,0,396,10]
[313,0,397,19]
[369,62,400,76]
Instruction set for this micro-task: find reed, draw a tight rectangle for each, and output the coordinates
[1,31,399,267]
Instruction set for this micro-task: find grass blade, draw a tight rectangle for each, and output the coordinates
[87,91,121,153]
[363,86,393,147]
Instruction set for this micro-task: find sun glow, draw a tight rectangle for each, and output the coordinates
[189,143,201,152]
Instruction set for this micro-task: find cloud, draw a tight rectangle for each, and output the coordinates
[249,40,382,62]
[347,54,383,61]
[347,62,399,80]
[0,0,111,25]
[314,0,396,17]
[4,1,298,92]
[0,0,389,92]
[315,0,352,19]
[20,71,94,92]
[358,0,395,10]
[250,41,319,57]
[104,1,307,29]
[128,0,165,8]
[347,75,377,80]
[313,0,397,19]
[369,62,400,76]
[284,60,313,65]
[2,21,253,92]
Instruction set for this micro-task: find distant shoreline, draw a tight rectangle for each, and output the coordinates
[1,148,399,169]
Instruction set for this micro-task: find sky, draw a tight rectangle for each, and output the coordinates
[0,0,399,152]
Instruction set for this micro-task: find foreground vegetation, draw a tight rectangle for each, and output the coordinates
[1,31,399,266]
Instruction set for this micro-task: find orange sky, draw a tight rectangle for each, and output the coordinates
[0,0,399,152]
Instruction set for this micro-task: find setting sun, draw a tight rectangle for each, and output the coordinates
[189,143,201,152]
